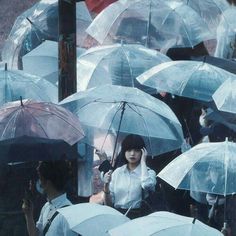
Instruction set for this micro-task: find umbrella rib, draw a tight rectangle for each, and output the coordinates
[224,140,229,196]
[24,79,53,101]
[1,107,22,139]
[163,4,193,48]
[20,106,49,137]
[121,45,135,87]
[100,102,124,152]
[179,62,203,95]
[26,104,84,137]
[145,1,152,48]
[126,103,153,154]
[75,99,119,111]
[82,47,116,85]
[3,70,12,103]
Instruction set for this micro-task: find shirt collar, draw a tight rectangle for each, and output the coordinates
[49,193,67,208]
[123,163,141,174]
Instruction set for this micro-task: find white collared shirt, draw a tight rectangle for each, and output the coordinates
[109,164,156,209]
[36,193,75,236]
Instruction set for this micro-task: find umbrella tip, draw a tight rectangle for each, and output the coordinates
[4,63,7,71]
[192,218,197,224]
[20,96,24,106]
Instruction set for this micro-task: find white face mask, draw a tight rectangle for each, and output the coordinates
[36,179,44,195]
[199,114,207,127]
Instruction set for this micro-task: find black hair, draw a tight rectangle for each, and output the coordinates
[37,160,70,192]
[117,134,146,165]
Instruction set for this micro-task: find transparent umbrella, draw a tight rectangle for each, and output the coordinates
[76,43,171,93]
[109,211,223,236]
[58,203,130,236]
[1,0,92,69]
[179,0,230,36]
[214,7,236,59]
[86,0,214,50]
[158,140,236,196]
[137,60,236,102]
[0,99,84,145]
[59,85,184,157]
[212,78,236,114]
[22,40,86,85]
[0,64,58,105]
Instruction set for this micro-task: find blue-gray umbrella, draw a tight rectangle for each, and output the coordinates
[0,65,58,105]
[2,0,92,69]
[158,139,236,227]
[59,85,184,157]
[180,0,230,36]
[158,140,236,196]
[137,60,236,102]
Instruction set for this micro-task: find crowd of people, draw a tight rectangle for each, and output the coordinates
[1,0,236,236]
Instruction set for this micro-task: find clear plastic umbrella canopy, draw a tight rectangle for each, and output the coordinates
[178,0,230,36]
[212,78,236,114]
[214,7,236,59]
[0,65,58,105]
[158,140,236,196]
[0,99,84,145]
[137,60,236,102]
[86,0,214,50]
[59,85,184,156]
[76,43,171,93]
[109,211,223,236]
[22,40,86,85]
[1,0,92,69]
[58,203,130,236]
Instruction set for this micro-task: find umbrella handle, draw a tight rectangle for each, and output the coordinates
[124,206,132,216]
[111,102,126,167]
[224,197,227,226]
[183,118,194,145]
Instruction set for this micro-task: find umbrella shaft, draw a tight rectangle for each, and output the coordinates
[111,102,126,166]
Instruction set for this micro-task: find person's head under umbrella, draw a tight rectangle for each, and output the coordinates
[22,160,75,236]
[36,160,70,197]
[102,134,157,219]
[200,122,234,142]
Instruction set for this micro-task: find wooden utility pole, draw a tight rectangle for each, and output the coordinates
[58,0,78,203]
[58,0,77,101]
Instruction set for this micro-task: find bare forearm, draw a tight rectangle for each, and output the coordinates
[24,214,39,236]
[103,183,113,206]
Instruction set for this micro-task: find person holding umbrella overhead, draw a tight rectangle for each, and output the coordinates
[22,160,76,236]
[103,134,156,219]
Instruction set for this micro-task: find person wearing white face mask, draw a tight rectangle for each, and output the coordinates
[22,160,76,236]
